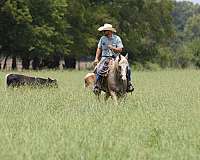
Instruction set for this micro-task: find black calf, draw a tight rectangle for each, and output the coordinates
[6,74,58,87]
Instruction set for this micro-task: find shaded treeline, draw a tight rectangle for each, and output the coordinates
[0,0,200,69]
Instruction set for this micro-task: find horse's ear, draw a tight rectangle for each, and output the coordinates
[118,54,121,62]
[125,53,128,59]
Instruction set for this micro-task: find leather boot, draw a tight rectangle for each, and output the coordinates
[93,79,101,94]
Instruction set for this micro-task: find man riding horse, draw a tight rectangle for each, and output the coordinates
[93,23,134,94]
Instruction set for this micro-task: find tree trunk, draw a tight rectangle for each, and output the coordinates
[3,56,8,70]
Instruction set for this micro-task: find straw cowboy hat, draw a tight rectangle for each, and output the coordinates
[98,23,116,32]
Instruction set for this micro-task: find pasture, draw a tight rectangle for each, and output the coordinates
[0,69,200,160]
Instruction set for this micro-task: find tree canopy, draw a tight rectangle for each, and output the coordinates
[0,0,200,69]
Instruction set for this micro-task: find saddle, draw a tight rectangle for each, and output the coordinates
[93,58,114,92]
[93,58,114,77]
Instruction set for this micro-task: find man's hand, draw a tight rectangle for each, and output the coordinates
[93,59,99,66]
[108,45,113,50]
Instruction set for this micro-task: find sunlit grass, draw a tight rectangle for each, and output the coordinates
[0,69,200,159]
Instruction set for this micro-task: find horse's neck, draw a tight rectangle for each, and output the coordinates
[109,61,120,79]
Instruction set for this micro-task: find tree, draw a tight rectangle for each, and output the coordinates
[184,14,200,40]
[28,0,71,59]
[0,0,72,68]
[111,0,174,63]
[172,1,197,32]
[0,0,33,58]
[187,38,200,68]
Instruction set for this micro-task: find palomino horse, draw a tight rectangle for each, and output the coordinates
[84,54,129,104]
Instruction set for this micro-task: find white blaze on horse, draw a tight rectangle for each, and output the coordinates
[84,54,129,104]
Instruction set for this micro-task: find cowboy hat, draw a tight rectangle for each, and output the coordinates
[98,23,116,32]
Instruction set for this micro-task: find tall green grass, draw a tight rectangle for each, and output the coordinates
[0,70,200,160]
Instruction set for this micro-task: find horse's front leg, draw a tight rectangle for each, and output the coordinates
[118,93,127,104]
[110,91,118,105]
[95,91,101,102]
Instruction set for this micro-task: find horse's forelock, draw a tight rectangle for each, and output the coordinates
[114,55,128,69]
[118,55,128,65]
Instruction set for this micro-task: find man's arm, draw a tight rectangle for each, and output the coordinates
[93,48,101,66]
[94,48,101,64]
[108,45,123,53]
[108,36,123,53]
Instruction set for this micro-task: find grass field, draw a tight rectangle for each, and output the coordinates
[0,69,200,160]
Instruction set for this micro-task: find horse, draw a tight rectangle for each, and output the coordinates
[85,54,129,104]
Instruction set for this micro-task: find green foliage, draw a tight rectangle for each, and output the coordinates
[187,38,200,68]
[143,62,161,71]
[0,0,33,56]
[28,0,71,57]
[171,1,200,68]
[132,62,145,71]
[156,46,173,68]
[118,0,174,63]
[172,1,197,32]
[184,14,200,40]
[1,0,200,68]
[0,0,71,59]
[132,61,161,71]
[174,44,194,68]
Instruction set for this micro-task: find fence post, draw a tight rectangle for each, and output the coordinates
[6,57,12,71]
[59,59,65,70]
[29,60,33,70]
[16,58,22,71]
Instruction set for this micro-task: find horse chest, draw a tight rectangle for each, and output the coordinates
[107,76,124,92]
